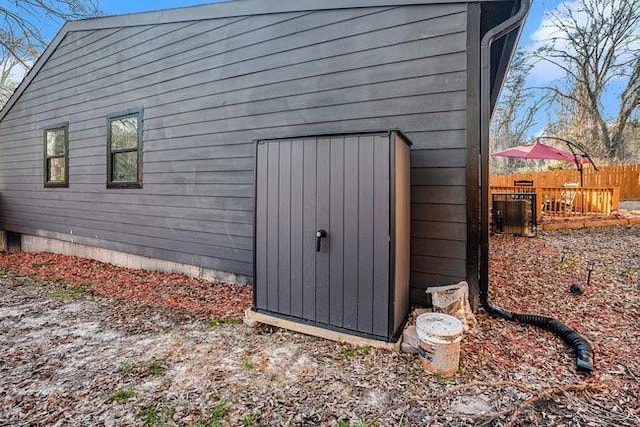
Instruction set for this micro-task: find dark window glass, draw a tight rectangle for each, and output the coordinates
[46,129,66,156]
[44,125,68,187]
[112,151,138,182]
[48,157,66,182]
[110,116,138,150]
[107,110,142,188]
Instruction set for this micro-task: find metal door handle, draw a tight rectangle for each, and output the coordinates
[316,229,327,252]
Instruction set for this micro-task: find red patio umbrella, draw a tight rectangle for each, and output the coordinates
[491,141,585,163]
[491,139,593,186]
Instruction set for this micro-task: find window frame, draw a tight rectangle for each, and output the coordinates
[106,108,143,189]
[43,123,69,188]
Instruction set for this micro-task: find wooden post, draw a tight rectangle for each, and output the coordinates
[612,187,620,211]
[490,164,640,201]
[535,187,544,222]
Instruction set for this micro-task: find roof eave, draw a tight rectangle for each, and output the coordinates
[0,0,517,122]
[70,0,512,30]
[0,22,71,122]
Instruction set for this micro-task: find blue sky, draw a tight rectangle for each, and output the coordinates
[51,0,559,41]
[96,0,215,17]
[39,0,216,40]
[511,0,630,137]
[520,0,562,43]
[40,0,561,56]
[30,0,626,138]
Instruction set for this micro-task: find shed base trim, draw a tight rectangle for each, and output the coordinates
[244,308,401,350]
[19,234,250,285]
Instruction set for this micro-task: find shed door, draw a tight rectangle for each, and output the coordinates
[256,134,390,338]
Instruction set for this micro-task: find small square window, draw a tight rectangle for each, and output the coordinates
[107,109,142,189]
[44,124,69,188]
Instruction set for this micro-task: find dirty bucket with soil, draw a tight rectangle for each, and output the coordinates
[416,312,464,376]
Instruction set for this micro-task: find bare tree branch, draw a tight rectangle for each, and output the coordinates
[0,0,101,108]
[535,0,640,161]
[490,51,546,174]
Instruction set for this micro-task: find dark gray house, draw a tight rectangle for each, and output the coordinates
[0,0,526,316]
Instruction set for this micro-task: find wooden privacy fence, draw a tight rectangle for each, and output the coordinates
[490,164,640,200]
[490,186,620,220]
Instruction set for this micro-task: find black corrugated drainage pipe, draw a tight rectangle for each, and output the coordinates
[483,299,594,373]
[478,0,594,374]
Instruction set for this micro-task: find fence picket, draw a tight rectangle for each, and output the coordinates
[490,164,640,200]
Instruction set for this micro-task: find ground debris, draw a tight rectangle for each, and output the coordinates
[0,225,638,426]
[0,252,252,320]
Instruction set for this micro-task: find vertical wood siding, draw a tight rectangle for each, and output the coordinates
[0,4,468,295]
[255,135,391,338]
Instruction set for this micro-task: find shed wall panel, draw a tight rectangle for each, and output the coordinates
[255,134,391,338]
[277,140,292,315]
[372,135,391,336]
[266,142,280,311]
[329,137,345,327]
[342,137,360,329]
[357,137,375,334]
[255,142,269,305]
[289,141,305,318]
[315,138,331,325]
[302,138,318,320]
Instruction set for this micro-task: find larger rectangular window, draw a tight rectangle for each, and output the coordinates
[44,124,69,188]
[107,109,142,189]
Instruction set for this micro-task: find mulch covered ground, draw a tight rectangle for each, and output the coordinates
[0,253,252,320]
[0,225,638,426]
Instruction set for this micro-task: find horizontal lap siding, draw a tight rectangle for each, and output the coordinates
[0,4,468,290]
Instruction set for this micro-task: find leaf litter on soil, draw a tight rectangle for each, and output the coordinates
[0,252,251,319]
[0,225,638,426]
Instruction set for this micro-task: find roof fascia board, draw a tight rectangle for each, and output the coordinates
[0,23,70,121]
[0,0,514,121]
[69,0,509,31]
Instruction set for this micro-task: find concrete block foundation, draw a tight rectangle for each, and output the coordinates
[19,234,251,285]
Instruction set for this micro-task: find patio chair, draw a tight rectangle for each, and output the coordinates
[558,182,579,213]
[542,182,579,215]
[514,180,534,195]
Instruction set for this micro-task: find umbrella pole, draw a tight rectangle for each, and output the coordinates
[579,164,583,187]
[579,164,584,213]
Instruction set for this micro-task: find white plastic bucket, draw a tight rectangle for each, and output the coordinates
[415,313,464,376]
